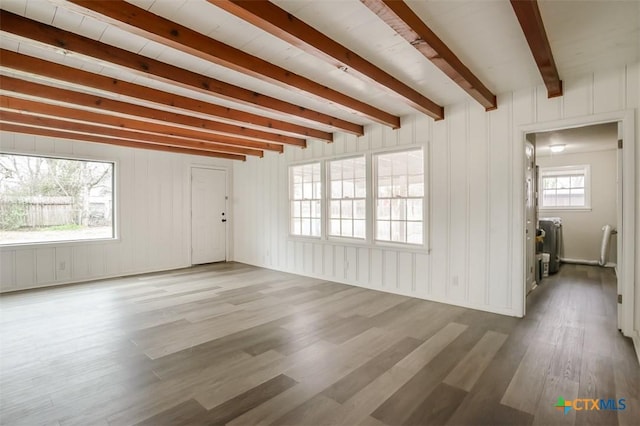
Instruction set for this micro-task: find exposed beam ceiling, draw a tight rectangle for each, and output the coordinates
[0,50,324,143]
[62,0,401,129]
[510,0,562,98]
[0,110,263,157]
[0,93,283,153]
[209,0,444,121]
[0,122,247,161]
[0,10,364,135]
[360,0,497,111]
[1,76,288,152]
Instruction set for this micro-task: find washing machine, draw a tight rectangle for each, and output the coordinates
[539,217,562,274]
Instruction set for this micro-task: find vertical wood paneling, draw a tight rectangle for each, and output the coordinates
[383,250,397,289]
[415,253,428,295]
[313,243,323,275]
[1,132,231,292]
[55,246,71,282]
[335,245,345,280]
[370,249,382,289]
[357,247,369,285]
[35,247,55,284]
[13,133,36,152]
[536,86,562,122]
[488,95,511,309]
[231,64,637,319]
[345,246,357,282]
[72,246,90,279]
[0,132,16,150]
[304,242,313,273]
[448,103,468,302]
[467,104,489,305]
[294,241,304,273]
[323,244,334,278]
[562,74,594,117]
[369,124,383,150]
[593,68,625,113]
[0,251,15,291]
[430,119,448,299]
[15,250,35,288]
[397,251,413,293]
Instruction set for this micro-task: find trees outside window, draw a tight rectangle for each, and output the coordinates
[0,154,114,244]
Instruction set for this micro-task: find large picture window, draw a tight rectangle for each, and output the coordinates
[539,165,591,209]
[0,154,115,244]
[289,162,321,237]
[374,149,424,245]
[328,156,366,239]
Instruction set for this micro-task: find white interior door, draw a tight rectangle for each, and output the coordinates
[525,137,537,294]
[191,167,226,265]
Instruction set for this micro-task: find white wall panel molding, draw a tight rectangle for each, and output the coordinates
[0,133,232,292]
[234,65,639,319]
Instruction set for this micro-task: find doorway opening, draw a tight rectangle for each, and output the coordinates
[519,110,635,338]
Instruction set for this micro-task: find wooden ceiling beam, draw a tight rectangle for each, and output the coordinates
[65,0,400,129]
[0,50,325,143]
[210,0,443,121]
[0,10,363,135]
[0,94,283,154]
[0,110,263,157]
[1,76,285,152]
[510,0,562,98]
[361,0,497,111]
[0,122,246,161]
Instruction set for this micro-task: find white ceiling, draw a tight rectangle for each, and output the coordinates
[0,0,638,136]
[535,122,618,156]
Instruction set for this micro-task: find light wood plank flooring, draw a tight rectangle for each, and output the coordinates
[1,263,638,425]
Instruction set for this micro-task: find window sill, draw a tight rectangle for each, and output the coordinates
[0,237,120,251]
[539,207,592,212]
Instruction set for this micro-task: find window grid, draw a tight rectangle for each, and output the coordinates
[328,156,366,239]
[374,149,424,245]
[289,162,321,237]
[540,166,589,209]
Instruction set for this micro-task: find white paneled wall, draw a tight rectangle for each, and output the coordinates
[233,64,639,318]
[0,134,232,292]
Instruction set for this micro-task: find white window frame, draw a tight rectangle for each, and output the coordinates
[0,152,117,247]
[288,161,322,238]
[373,148,425,246]
[539,164,591,211]
[327,155,367,240]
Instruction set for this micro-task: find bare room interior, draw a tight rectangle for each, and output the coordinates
[0,1,639,425]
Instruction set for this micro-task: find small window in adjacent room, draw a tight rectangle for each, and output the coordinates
[328,156,366,239]
[374,148,424,245]
[0,153,115,245]
[539,165,591,209]
[289,162,321,237]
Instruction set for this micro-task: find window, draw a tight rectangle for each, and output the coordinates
[539,165,591,209]
[374,149,424,244]
[289,162,321,237]
[0,154,114,244]
[328,156,366,239]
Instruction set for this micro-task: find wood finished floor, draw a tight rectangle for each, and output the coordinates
[1,263,638,426]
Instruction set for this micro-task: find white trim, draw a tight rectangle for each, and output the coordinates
[517,109,636,339]
[189,165,231,264]
[0,151,118,247]
[538,164,591,210]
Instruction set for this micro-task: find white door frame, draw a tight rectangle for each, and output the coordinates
[515,110,635,337]
[189,165,231,264]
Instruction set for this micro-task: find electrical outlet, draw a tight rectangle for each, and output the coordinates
[452,275,459,287]
[59,261,66,271]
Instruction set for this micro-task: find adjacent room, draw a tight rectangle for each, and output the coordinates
[1,0,639,425]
